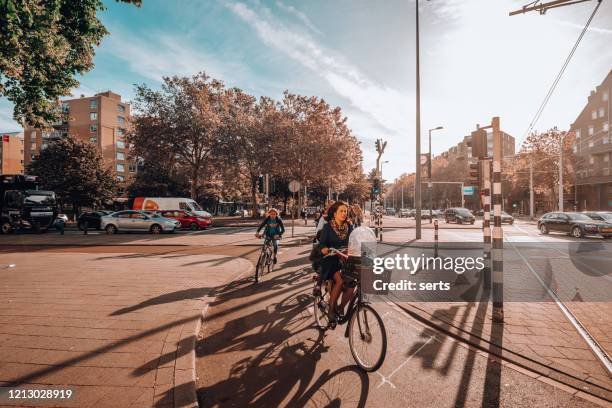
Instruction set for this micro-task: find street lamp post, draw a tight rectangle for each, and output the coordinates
[381,160,389,209]
[415,0,422,239]
[428,126,443,223]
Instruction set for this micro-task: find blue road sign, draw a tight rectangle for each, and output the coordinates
[463,186,475,195]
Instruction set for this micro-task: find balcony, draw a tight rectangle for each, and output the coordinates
[576,169,612,185]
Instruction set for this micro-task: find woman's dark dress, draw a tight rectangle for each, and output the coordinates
[319,222,353,281]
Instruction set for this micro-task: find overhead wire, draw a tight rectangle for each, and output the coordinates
[523,0,603,139]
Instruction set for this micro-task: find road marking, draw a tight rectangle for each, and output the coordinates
[376,336,434,389]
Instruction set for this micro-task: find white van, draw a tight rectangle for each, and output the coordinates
[132,197,213,218]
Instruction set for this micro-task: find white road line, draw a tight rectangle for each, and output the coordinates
[376,336,434,389]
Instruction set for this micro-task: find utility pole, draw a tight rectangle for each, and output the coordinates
[401,184,404,209]
[415,0,422,240]
[375,139,387,240]
[491,117,504,323]
[483,159,492,289]
[559,133,564,211]
[529,157,534,218]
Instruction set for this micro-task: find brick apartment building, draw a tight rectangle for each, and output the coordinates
[0,132,24,174]
[440,131,515,167]
[24,91,132,195]
[570,70,611,210]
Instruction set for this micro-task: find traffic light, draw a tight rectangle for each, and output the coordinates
[467,129,488,159]
[372,178,381,194]
[469,162,481,187]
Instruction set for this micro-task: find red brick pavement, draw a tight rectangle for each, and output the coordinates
[0,252,251,407]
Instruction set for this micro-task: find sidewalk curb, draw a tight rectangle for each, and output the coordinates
[181,256,255,408]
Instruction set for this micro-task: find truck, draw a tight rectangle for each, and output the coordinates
[0,174,58,234]
[131,197,213,219]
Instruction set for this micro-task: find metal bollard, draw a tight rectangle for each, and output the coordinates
[83,220,88,235]
[434,219,439,258]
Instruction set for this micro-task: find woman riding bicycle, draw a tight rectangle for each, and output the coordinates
[319,201,354,325]
[255,208,285,264]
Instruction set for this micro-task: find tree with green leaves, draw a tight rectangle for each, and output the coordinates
[0,0,141,126]
[27,136,118,214]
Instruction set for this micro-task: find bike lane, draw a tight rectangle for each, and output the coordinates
[195,244,603,407]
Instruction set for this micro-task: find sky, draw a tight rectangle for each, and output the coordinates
[1,0,611,180]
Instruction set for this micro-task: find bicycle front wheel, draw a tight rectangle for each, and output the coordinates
[255,251,266,283]
[313,291,329,330]
[348,304,387,372]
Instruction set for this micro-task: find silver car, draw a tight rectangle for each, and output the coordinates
[101,210,181,234]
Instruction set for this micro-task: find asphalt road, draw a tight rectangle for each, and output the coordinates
[1,220,610,407]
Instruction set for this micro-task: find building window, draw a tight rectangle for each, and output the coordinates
[90,100,97,109]
[90,112,97,120]
[599,107,605,118]
[31,143,36,150]
[116,164,125,172]
[116,128,124,136]
[604,168,611,176]
[90,136,97,143]
[589,156,594,165]
[592,110,597,120]
[116,140,125,149]
[604,91,609,102]
[61,103,70,112]
[118,104,125,113]
[604,154,610,162]
[117,175,124,182]
[573,144,578,153]
[588,126,594,136]
[575,129,581,139]
[589,140,594,147]
[118,187,125,195]
[116,152,125,160]
[604,122,609,132]
[117,116,125,125]
[41,143,48,150]
[128,163,137,173]
[90,124,97,132]
[604,136,610,144]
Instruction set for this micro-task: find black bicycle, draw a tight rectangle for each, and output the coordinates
[313,247,387,372]
[255,234,279,283]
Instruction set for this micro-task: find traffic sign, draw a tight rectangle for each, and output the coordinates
[288,180,301,193]
[463,186,475,195]
[420,154,428,165]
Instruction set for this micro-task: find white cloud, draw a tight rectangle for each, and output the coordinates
[103,28,247,85]
[0,101,21,132]
[275,1,322,34]
[226,1,414,137]
[550,19,612,35]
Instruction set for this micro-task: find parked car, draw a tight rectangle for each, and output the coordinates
[398,208,411,218]
[385,208,396,216]
[77,210,114,230]
[488,211,514,224]
[444,208,475,224]
[583,211,612,223]
[159,210,212,230]
[101,210,181,234]
[538,212,612,239]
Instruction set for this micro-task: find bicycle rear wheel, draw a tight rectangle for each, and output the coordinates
[348,304,387,372]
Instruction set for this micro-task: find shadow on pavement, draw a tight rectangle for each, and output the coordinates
[110,288,213,316]
[196,267,370,407]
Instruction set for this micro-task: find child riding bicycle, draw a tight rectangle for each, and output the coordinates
[255,208,285,264]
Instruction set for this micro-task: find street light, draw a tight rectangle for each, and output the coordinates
[428,126,443,222]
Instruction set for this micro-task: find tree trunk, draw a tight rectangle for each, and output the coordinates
[190,167,199,200]
[251,181,258,219]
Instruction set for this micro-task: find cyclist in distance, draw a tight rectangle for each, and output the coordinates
[255,208,285,264]
[319,201,354,324]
